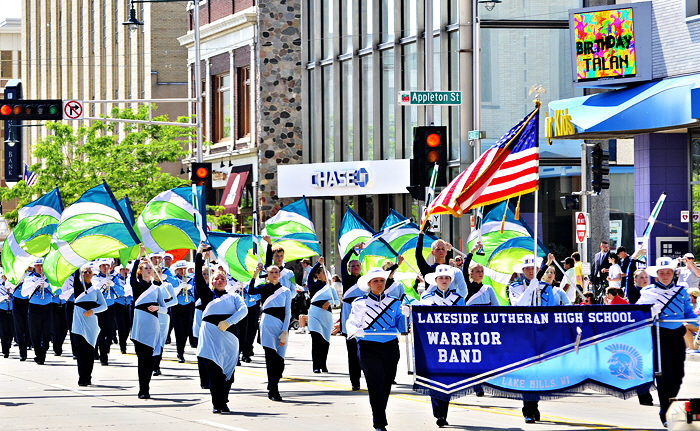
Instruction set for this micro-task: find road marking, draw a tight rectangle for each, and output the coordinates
[197,420,250,431]
[50,384,95,397]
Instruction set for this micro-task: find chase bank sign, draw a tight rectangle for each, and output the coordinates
[278,159,411,198]
[311,167,370,189]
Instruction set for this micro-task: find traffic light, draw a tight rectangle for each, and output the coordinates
[591,144,610,194]
[3,80,23,182]
[560,194,580,211]
[0,99,62,121]
[411,126,448,193]
[190,162,214,204]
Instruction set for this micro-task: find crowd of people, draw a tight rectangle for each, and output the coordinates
[0,231,699,430]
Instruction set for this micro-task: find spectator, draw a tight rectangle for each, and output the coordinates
[571,252,584,291]
[606,253,622,290]
[580,291,595,305]
[683,288,700,350]
[617,246,630,296]
[592,241,611,297]
[560,257,577,304]
[605,286,628,305]
[677,253,700,289]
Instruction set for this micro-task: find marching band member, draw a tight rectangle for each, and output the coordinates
[0,268,13,358]
[21,258,51,365]
[194,244,248,414]
[307,257,340,373]
[11,268,31,361]
[238,268,261,363]
[93,258,122,366]
[249,262,294,401]
[419,264,465,427]
[192,266,210,389]
[340,246,365,390]
[152,269,178,376]
[130,245,167,399]
[50,284,68,357]
[638,257,699,427]
[170,260,195,363]
[71,265,108,386]
[346,267,405,431]
[510,253,570,424]
[114,265,132,354]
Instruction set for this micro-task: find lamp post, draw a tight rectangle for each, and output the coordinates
[123,0,204,164]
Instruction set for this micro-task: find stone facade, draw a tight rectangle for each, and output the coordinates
[256,0,303,219]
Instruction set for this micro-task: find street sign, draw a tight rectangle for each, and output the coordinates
[468,130,485,140]
[62,100,84,120]
[695,211,700,223]
[422,206,441,232]
[681,210,690,223]
[575,211,589,244]
[398,90,462,106]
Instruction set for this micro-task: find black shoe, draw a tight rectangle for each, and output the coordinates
[220,406,231,413]
[165,338,171,345]
[321,368,328,373]
[436,417,448,427]
[268,391,283,401]
[3,353,8,358]
[54,351,62,356]
[101,360,108,366]
[138,393,150,399]
[121,349,127,354]
[313,369,321,373]
[33,357,44,365]
[212,408,221,414]
[638,393,654,406]
[476,390,485,397]
[201,384,210,390]
[352,385,361,391]
[78,381,90,387]
[19,356,26,361]
[177,354,185,363]
[72,355,77,360]
[534,409,540,421]
[153,369,161,376]
[241,356,251,363]
[524,416,536,424]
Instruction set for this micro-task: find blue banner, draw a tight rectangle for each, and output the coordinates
[412,305,654,401]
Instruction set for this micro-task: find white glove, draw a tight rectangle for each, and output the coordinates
[352,328,366,339]
[401,305,411,317]
[104,279,115,288]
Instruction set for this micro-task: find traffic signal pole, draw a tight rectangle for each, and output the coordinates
[425,0,433,126]
[580,141,589,267]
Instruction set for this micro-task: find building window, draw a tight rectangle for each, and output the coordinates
[361,55,374,159]
[341,60,353,161]
[214,74,231,142]
[403,0,417,37]
[381,49,395,159]
[323,0,334,59]
[361,0,373,48]
[237,66,250,139]
[688,0,700,17]
[322,66,335,162]
[381,0,395,43]
[341,0,353,54]
[403,43,417,157]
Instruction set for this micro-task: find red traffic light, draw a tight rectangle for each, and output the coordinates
[427,150,440,163]
[0,105,10,115]
[195,167,209,178]
[426,133,441,147]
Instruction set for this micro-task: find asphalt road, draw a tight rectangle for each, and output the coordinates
[1,325,698,431]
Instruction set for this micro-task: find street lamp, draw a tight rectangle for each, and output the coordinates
[122,0,204,164]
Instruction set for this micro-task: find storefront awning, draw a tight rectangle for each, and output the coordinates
[548,73,700,139]
[220,165,250,214]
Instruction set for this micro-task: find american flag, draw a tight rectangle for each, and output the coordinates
[23,164,38,187]
[422,105,540,224]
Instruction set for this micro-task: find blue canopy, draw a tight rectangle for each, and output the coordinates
[548,73,700,138]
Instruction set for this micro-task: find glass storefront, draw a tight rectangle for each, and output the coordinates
[691,132,700,255]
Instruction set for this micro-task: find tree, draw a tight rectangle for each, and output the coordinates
[0,105,192,226]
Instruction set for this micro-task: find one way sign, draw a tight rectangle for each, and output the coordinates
[62,100,84,120]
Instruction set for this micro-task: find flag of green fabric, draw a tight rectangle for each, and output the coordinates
[207,232,258,282]
[136,186,207,253]
[44,182,140,290]
[487,236,547,304]
[337,207,375,258]
[262,198,321,261]
[118,196,140,264]
[1,188,64,285]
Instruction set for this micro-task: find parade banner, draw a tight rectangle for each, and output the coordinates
[412,305,653,401]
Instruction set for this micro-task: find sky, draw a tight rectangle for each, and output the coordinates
[0,0,21,21]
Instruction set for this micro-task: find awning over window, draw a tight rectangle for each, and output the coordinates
[220,165,251,214]
[548,74,700,139]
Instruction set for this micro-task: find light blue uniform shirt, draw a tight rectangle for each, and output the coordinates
[196,292,247,380]
[131,284,167,355]
[346,292,405,343]
[73,285,108,346]
[308,284,340,342]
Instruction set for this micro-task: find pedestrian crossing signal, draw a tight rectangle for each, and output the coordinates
[0,99,63,120]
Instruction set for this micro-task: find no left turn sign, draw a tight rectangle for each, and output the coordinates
[63,100,84,120]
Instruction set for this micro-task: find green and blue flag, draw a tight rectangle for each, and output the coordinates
[262,198,321,261]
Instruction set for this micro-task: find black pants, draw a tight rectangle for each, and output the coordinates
[96,306,116,362]
[197,354,209,388]
[656,326,687,423]
[310,331,329,371]
[28,303,51,361]
[65,302,76,357]
[431,397,449,419]
[522,400,539,418]
[200,357,234,409]
[358,339,400,429]
[0,309,14,356]
[51,303,67,355]
[114,303,131,353]
[242,304,259,357]
[264,347,285,393]
[345,338,362,388]
[133,340,154,396]
[74,334,95,385]
[12,297,29,358]
[171,303,195,356]
[152,354,162,372]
